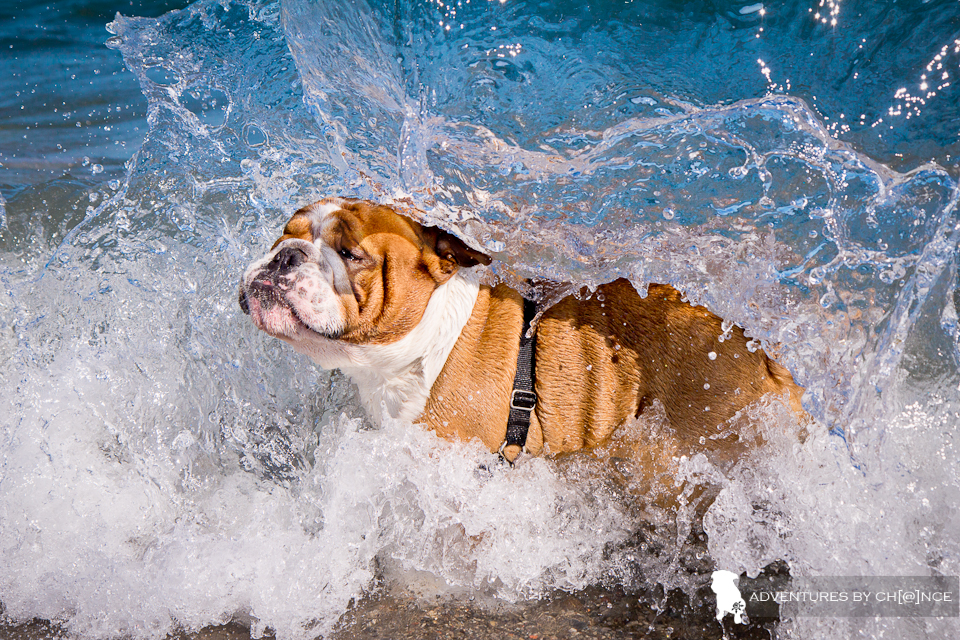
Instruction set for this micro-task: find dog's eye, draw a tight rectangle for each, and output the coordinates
[339,247,359,261]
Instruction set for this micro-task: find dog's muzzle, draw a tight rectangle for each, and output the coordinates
[269,246,308,273]
[239,245,312,316]
[238,287,250,315]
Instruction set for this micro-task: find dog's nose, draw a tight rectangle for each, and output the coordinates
[269,246,307,273]
[238,286,250,314]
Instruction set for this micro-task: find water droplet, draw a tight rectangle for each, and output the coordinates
[708,351,717,360]
[819,292,839,308]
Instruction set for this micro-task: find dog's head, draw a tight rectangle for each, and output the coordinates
[239,198,489,362]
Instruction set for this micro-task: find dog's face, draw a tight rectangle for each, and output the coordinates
[239,198,488,362]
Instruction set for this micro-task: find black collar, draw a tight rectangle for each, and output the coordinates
[499,296,537,464]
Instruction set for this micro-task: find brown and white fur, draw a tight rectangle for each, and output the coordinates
[239,197,804,472]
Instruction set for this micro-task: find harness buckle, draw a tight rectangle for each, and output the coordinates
[498,439,527,466]
[510,389,537,411]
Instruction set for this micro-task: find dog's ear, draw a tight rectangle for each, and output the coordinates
[420,226,491,280]
[434,230,492,269]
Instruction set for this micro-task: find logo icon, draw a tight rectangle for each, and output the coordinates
[711,570,748,624]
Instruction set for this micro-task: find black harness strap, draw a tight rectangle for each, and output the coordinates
[499,296,538,463]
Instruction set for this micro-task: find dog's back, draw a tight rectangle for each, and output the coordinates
[534,280,804,456]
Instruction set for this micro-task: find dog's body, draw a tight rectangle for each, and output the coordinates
[240,198,804,468]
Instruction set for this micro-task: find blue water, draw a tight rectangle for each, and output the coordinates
[1,0,959,638]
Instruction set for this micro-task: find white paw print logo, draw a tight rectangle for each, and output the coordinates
[711,570,748,625]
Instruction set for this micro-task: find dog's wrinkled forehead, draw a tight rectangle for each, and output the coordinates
[269,197,420,253]
[270,199,345,250]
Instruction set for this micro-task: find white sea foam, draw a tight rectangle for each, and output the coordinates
[0,343,636,639]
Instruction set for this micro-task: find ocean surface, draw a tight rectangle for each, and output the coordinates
[1,0,959,638]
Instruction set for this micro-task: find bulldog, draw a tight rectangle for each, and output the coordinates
[239,198,804,472]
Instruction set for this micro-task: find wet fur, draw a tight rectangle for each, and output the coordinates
[240,198,805,473]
